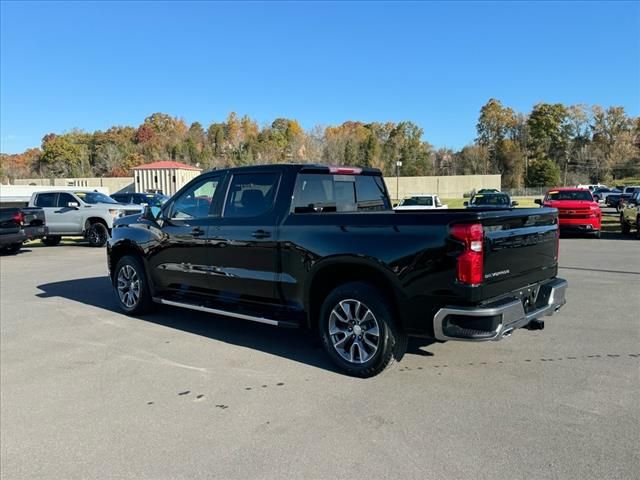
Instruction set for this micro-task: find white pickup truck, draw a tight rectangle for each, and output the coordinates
[394,194,448,210]
[29,190,143,247]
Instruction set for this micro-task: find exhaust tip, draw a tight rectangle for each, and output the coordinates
[501,327,514,338]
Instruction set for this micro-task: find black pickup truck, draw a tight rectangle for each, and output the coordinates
[108,164,567,377]
[0,207,47,254]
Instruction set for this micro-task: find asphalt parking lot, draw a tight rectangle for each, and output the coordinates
[1,217,639,479]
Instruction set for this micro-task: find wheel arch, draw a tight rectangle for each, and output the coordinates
[109,240,148,282]
[304,257,406,332]
[84,216,110,233]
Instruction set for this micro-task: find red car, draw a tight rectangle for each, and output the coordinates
[536,188,602,238]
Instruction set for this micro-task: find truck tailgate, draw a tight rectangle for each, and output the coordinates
[479,208,558,299]
[21,207,46,227]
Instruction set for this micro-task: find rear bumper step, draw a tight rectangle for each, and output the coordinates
[433,278,568,341]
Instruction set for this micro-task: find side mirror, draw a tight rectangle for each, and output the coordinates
[393,203,399,208]
[67,202,79,208]
[534,199,543,206]
[511,201,519,207]
[463,201,469,207]
[144,205,163,222]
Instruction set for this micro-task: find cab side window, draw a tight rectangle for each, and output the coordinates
[57,193,77,208]
[170,177,221,219]
[223,173,281,218]
[35,193,57,207]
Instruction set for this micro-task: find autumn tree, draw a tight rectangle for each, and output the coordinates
[38,134,85,177]
[476,98,517,173]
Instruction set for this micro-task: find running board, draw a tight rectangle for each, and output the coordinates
[152,297,299,328]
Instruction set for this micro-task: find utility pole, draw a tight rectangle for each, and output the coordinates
[396,160,402,201]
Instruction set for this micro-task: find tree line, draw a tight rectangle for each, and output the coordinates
[1,100,639,187]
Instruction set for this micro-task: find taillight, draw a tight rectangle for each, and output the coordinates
[329,166,362,175]
[450,223,484,285]
[11,211,24,226]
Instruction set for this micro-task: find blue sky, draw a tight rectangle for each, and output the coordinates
[1,1,639,154]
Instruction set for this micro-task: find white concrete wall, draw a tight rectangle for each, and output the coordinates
[8,172,498,201]
[384,174,501,199]
[11,177,134,193]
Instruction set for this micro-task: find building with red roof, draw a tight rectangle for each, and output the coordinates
[133,161,202,195]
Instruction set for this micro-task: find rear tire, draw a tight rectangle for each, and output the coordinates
[42,235,62,246]
[2,243,22,255]
[86,222,109,247]
[113,255,154,315]
[318,281,408,378]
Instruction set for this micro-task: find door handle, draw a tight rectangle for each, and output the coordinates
[251,230,271,239]
[191,227,205,237]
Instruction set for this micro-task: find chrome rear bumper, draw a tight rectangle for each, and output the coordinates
[433,278,568,341]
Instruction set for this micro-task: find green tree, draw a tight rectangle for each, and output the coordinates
[527,103,570,164]
[526,158,561,187]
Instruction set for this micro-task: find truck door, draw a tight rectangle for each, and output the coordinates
[209,170,282,305]
[34,192,66,235]
[53,192,84,233]
[147,174,224,297]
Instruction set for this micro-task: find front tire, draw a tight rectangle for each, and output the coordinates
[86,222,109,247]
[113,255,154,315]
[318,282,408,378]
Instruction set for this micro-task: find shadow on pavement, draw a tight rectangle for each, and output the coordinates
[35,276,435,374]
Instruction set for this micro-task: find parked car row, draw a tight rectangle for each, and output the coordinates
[604,186,640,211]
[29,190,144,247]
[1,189,170,253]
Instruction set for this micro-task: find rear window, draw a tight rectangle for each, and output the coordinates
[471,194,510,206]
[292,174,390,213]
[400,196,433,207]
[547,191,593,201]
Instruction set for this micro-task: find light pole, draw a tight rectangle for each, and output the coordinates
[396,160,402,201]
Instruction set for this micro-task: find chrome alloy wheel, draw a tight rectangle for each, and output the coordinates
[117,265,141,308]
[329,299,380,364]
